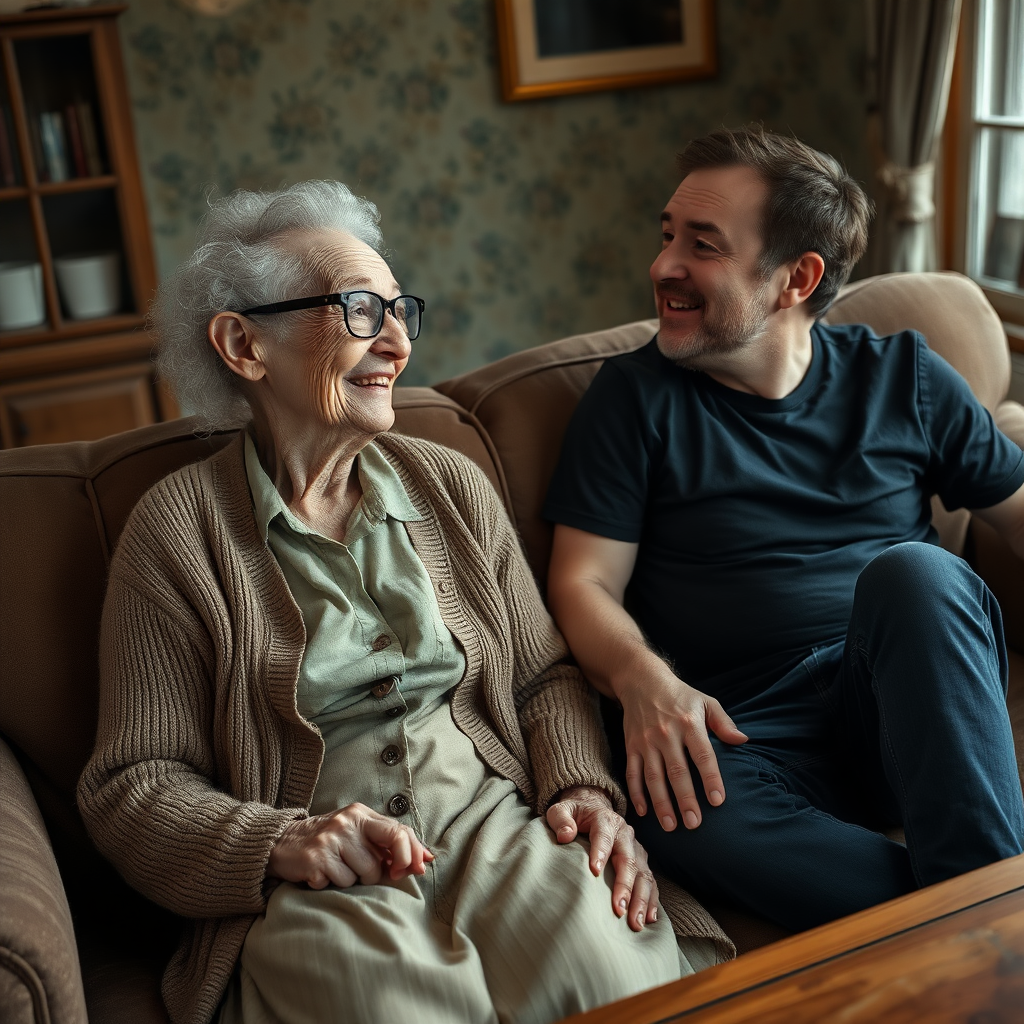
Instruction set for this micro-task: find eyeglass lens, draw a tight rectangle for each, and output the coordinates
[344,292,420,341]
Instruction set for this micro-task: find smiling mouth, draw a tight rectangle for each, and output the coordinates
[346,374,393,388]
[665,297,703,311]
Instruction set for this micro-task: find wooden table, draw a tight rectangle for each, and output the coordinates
[565,854,1024,1023]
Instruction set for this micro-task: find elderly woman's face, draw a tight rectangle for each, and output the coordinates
[256,229,412,439]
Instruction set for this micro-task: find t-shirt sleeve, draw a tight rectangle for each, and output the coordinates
[542,358,654,542]
[920,338,1024,510]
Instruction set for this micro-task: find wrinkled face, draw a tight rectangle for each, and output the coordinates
[650,165,774,368]
[257,229,411,439]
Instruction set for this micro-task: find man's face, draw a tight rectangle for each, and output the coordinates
[651,164,774,367]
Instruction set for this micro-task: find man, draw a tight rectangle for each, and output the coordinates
[543,125,1024,933]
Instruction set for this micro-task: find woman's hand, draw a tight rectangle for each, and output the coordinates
[546,785,658,932]
[267,803,433,889]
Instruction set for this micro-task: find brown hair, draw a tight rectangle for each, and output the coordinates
[677,125,873,316]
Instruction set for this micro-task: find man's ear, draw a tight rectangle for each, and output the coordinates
[778,252,826,310]
[208,312,267,382]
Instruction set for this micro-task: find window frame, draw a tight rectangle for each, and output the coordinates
[944,0,1024,347]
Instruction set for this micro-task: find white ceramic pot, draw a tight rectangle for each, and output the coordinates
[0,261,45,331]
[54,251,121,320]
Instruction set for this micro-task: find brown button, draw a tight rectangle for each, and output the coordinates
[438,581,450,594]
[371,677,396,699]
[388,794,410,816]
[385,706,405,718]
[381,745,402,766]
[371,633,392,652]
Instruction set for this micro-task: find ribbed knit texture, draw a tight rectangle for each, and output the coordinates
[75,433,727,1024]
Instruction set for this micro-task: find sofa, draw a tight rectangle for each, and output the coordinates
[2,271,1023,1024]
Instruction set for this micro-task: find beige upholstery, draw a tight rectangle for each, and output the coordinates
[1,272,1022,1022]
[0,740,87,1024]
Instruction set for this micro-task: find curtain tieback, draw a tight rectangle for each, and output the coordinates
[876,160,936,224]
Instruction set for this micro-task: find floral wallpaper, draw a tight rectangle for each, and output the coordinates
[119,0,868,385]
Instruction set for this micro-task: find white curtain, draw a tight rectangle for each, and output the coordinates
[866,0,963,273]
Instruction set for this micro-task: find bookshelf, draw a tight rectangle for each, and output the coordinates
[0,4,176,448]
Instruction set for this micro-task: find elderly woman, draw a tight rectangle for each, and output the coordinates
[77,181,704,1024]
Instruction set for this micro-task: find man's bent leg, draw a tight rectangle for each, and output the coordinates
[840,541,1024,887]
[632,735,915,933]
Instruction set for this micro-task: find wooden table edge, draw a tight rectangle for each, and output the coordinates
[562,853,1024,1023]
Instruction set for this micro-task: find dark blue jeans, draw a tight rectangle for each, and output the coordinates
[630,542,1024,932]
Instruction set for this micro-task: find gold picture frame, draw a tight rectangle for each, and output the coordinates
[495,0,717,102]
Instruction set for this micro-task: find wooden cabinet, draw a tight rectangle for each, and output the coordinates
[0,4,176,448]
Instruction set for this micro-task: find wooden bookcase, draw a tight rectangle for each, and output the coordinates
[0,4,176,448]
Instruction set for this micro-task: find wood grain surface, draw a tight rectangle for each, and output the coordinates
[564,854,1024,1024]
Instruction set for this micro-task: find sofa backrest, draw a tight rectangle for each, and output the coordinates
[0,270,1011,880]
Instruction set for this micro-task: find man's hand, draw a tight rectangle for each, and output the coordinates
[267,803,433,889]
[618,671,747,832]
[546,785,658,931]
[547,525,748,833]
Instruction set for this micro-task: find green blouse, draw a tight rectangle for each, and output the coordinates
[243,433,467,728]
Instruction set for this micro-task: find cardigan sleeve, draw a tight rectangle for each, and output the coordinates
[435,447,627,815]
[76,558,307,920]
[485,497,627,814]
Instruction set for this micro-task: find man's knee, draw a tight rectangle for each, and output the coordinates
[854,542,981,621]
[850,540,1007,696]
[858,541,961,592]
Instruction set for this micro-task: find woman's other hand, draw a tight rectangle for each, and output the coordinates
[546,785,658,932]
[267,803,433,889]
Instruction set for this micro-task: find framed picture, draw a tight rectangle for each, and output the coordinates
[494,0,717,102]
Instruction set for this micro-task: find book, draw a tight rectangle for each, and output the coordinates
[26,110,47,183]
[0,106,15,187]
[75,101,103,177]
[64,102,87,178]
[39,112,70,182]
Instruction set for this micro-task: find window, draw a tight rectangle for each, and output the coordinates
[949,0,1024,342]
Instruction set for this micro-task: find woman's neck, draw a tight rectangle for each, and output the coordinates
[249,409,374,543]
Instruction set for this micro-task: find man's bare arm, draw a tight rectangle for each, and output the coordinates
[547,524,746,832]
[971,479,1024,560]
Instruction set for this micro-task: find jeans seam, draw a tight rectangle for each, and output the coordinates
[776,754,829,773]
[978,576,1005,695]
[856,634,920,883]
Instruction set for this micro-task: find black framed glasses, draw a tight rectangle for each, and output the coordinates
[240,290,425,341]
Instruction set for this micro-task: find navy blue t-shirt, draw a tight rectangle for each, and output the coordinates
[543,323,1024,708]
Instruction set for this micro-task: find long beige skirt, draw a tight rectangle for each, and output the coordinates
[221,681,688,1024]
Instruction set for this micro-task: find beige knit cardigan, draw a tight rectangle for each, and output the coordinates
[77,432,731,1024]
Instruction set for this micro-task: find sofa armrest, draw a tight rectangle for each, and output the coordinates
[978,399,1024,656]
[971,516,1024,656]
[0,736,87,1024]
